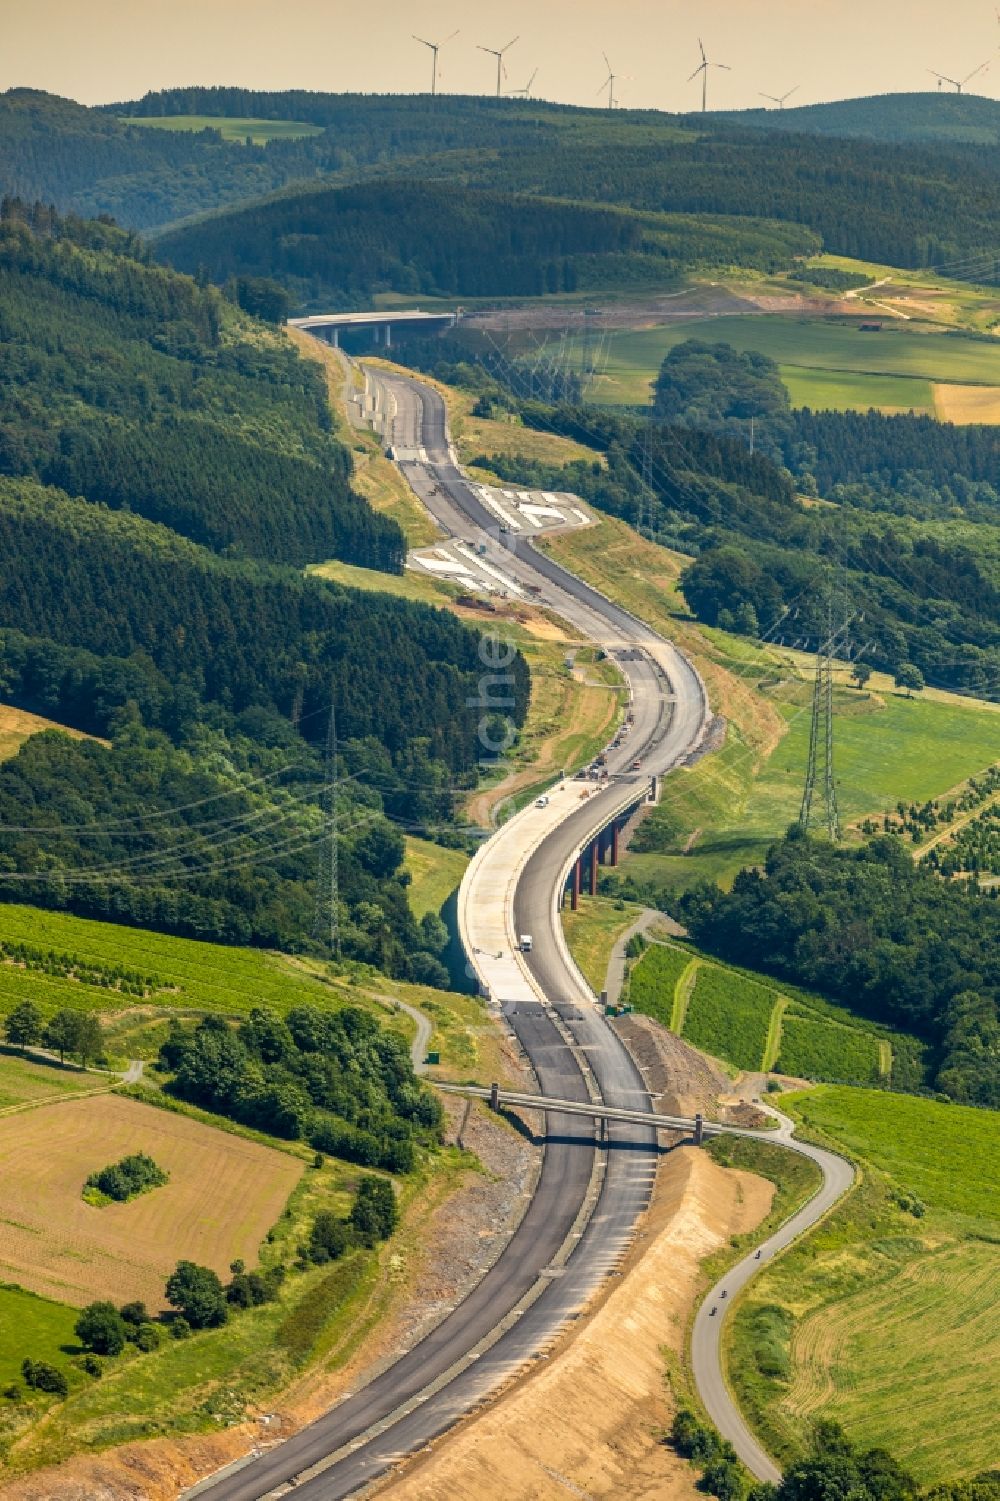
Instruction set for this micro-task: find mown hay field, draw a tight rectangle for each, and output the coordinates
[786,1239,1000,1483]
[0,1093,302,1307]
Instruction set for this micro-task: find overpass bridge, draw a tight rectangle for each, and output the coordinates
[288,308,457,348]
[436,1080,724,1142]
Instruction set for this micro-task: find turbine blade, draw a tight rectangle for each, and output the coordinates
[443,29,459,43]
[687,63,705,81]
[698,37,707,63]
[413,35,433,48]
[503,35,519,52]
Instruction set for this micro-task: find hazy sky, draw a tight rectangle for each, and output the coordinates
[5,0,1000,113]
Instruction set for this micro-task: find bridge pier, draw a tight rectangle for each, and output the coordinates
[489,1082,500,1112]
[589,840,598,896]
[694,1113,704,1145]
[571,855,582,911]
[611,820,619,867]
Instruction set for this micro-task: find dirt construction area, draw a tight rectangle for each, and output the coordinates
[0,1094,301,1308]
[375,1146,774,1501]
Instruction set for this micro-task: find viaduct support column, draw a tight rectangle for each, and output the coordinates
[384,322,392,348]
[571,855,582,911]
[611,820,620,867]
[589,841,598,896]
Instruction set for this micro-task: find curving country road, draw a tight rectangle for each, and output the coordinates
[186,363,852,1500]
[692,1106,855,1480]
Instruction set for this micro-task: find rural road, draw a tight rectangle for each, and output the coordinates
[186,362,854,1500]
[692,1106,856,1481]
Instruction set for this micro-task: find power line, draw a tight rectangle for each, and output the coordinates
[313,703,340,956]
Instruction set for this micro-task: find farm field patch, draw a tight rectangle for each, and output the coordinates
[627,941,695,1029]
[122,114,323,143]
[0,1093,302,1308]
[681,963,774,1071]
[776,1013,882,1085]
[933,382,1000,423]
[0,704,99,762]
[786,1239,1000,1482]
[785,1085,1000,1219]
[585,314,1000,411]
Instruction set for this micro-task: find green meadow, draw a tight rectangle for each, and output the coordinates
[122,115,323,144]
[627,678,1000,894]
[583,314,1000,410]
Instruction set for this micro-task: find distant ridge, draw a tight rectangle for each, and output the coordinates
[711,91,1000,146]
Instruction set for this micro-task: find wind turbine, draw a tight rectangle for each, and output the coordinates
[508,68,539,98]
[412,30,458,96]
[759,85,800,109]
[478,36,519,98]
[926,59,990,92]
[688,38,730,114]
[598,52,617,111]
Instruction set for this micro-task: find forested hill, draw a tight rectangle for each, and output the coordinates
[155,180,816,308]
[717,92,1000,147]
[0,198,401,568]
[0,202,530,968]
[4,88,999,276]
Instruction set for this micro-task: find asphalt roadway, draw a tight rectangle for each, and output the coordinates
[189,370,704,1501]
[188,366,850,1499]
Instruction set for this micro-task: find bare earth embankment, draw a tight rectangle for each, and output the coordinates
[374,1147,773,1501]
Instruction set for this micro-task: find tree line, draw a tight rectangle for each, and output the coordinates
[159,1004,442,1172]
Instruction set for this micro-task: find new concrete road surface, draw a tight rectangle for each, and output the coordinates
[187,363,852,1501]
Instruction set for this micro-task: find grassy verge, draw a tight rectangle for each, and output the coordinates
[403,836,469,921]
[725,1086,1000,1483]
[560,894,644,995]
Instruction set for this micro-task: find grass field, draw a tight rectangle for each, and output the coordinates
[403,836,468,920]
[0,704,98,762]
[626,942,901,1086]
[630,678,1000,894]
[560,894,644,995]
[0,1285,79,1391]
[0,1051,97,1111]
[584,314,1000,412]
[0,1093,303,1308]
[122,115,324,144]
[727,1086,1000,1482]
[540,518,1000,896]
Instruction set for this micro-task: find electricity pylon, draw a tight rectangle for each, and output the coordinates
[313,703,340,955]
[799,596,851,841]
